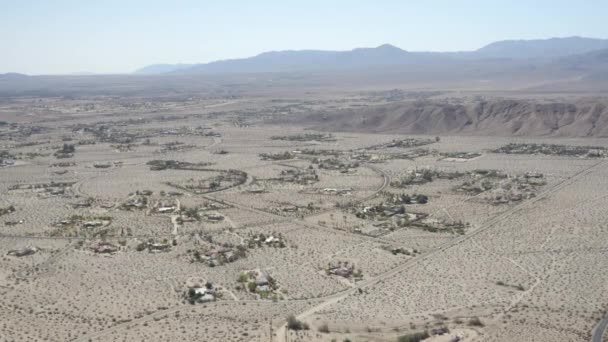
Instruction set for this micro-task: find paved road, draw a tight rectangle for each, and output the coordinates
[592,313,608,342]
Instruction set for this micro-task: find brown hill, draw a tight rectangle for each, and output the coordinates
[297,99,608,137]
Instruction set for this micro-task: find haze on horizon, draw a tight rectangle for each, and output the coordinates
[1,0,608,75]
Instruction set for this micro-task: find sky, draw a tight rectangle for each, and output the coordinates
[1,0,607,75]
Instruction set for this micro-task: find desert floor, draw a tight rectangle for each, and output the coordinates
[1,92,607,342]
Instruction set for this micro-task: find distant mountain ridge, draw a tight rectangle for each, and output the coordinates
[471,36,608,59]
[135,36,608,74]
[0,72,28,80]
[291,98,608,137]
[135,64,195,75]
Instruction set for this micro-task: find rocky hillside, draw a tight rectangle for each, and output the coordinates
[297,99,608,137]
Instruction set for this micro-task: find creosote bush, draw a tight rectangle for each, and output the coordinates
[397,331,430,342]
[287,315,309,330]
[468,317,484,327]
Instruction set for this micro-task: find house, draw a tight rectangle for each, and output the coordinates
[322,188,352,195]
[149,243,170,252]
[157,206,175,213]
[256,271,270,286]
[525,172,542,178]
[257,284,270,292]
[194,287,207,296]
[94,243,117,254]
[200,293,215,302]
[0,159,15,167]
[72,199,92,208]
[83,221,103,228]
[8,246,37,257]
[49,188,65,196]
[328,262,354,278]
[205,213,224,222]
[333,268,352,277]
[248,188,266,194]
[192,286,216,302]
[587,149,603,157]
[5,220,25,226]
[207,259,221,267]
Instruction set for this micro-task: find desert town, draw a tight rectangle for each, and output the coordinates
[1,89,608,342]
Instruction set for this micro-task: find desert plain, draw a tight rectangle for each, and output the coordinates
[1,84,608,342]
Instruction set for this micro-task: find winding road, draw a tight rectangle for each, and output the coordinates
[592,313,608,342]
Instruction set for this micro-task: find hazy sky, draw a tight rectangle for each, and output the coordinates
[2,0,607,75]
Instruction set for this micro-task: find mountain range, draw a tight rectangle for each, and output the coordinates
[135,36,608,75]
[290,98,608,137]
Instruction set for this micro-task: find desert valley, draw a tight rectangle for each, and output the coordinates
[2,35,608,342]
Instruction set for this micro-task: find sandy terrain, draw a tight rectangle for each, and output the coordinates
[1,91,608,342]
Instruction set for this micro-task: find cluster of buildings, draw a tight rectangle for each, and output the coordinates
[91,242,118,254]
[246,234,286,248]
[120,194,149,210]
[326,261,355,278]
[277,168,318,185]
[493,142,606,158]
[192,245,247,267]
[9,181,76,198]
[321,188,352,196]
[0,158,15,167]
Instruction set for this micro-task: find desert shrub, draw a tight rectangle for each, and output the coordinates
[319,323,330,333]
[421,169,433,182]
[61,144,75,153]
[397,331,430,342]
[287,315,306,330]
[468,317,484,327]
[237,273,249,283]
[416,194,428,204]
[186,288,202,304]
